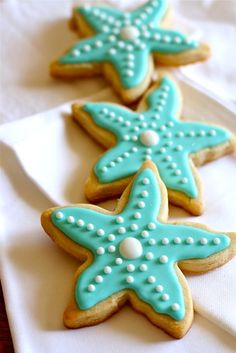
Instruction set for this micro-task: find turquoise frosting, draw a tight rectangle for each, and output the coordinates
[59,0,199,89]
[51,167,230,321]
[83,76,230,198]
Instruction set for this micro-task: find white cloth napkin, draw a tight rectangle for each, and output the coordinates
[1,74,236,353]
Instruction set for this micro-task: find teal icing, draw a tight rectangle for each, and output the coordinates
[59,0,199,89]
[82,76,231,198]
[51,167,231,321]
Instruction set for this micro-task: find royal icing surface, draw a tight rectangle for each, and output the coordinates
[59,0,198,89]
[82,76,230,198]
[51,167,230,321]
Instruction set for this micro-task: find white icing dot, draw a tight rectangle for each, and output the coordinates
[108,35,116,42]
[145,252,154,260]
[159,147,166,154]
[174,36,181,44]
[56,211,63,219]
[174,169,182,176]
[97,229,105,236]
[126,275,134,283]
[101,166,107,173]
[200,237,208,245]
[188,130,195,137]
[181,177,188,184]
[108,234,115,241]
[95,275,103,283]
[67,216,75,224]
[171,303,180,311]
[130,223,138,231]
[104,266,112,274]
[123,151,130,157]
[176,131,184,138]
[165,132,172,138]
[154,113,160,120]
[148,222,156,230]
[83,44,91,52]
[123,135,130,141]
[155,285,164,292]
[125,69,134,77]
[134,212,141,219]
[116,157,123,163]
[163,85,170,92]
[88,284,95,292]
[127,264,135,272]
[173,237,181,244]
[162,237,169,245]
[132,135,138,141]
[148,238,156,245]
[116,216,124,224]
[213,237,221,245]
[109,161,116,167]
[199,130,206,136]
[170,162,177,169]
[141,121,148,128]
[102,25,109,32]
[87,223,94,231]
[109,48,117,55]
[141,190,148,197]
[125,120,131,126]
[186,237,194,244]
[142,178,150,185]
[96,247,105,255]
[140,130,159,147]
[165,155,172,162]
[159,125,166,131]
[118,227,126,234]
[159,255,168,263]
[71,49,80,56]
[117,40,125,48]
[147,275,156,283]
[95,40,103,48]
[108,245,116,253]
[154,33,161,40]
[77,219,84,227]
[175,145,183,151]
[163,35,171,43]
[209,129,217,136]
[161,293,170,301]
[101,107,108,114]
[119,237,143,259]
[115,257,123,265]
[138,201,145,208]
[141,230,149,238]
[134,126,139,132]
[138,264,147,273]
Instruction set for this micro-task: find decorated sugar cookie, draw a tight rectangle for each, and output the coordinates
[41,161,236,338]
[50,0,210,103]
[72,75,236,215]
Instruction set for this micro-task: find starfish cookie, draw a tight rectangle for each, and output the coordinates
[41,161,236,338]
[50,0,210,103]
[72,74,236,215]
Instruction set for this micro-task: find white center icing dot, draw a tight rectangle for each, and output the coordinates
[119,237,143,259]
[140,130,159,147]
[120,26,140,40]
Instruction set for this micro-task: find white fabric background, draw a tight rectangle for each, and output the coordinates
[1,1,236,352]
